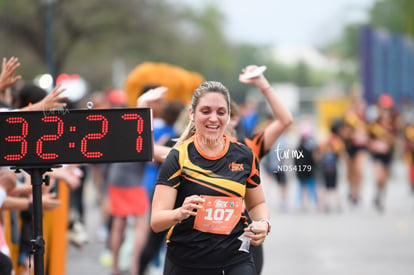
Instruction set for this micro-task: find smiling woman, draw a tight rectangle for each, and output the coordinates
[190,83,230,156]
[150,80,270,275]
[175,81,230,146]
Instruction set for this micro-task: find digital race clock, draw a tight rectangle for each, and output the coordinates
[0,108,153,166]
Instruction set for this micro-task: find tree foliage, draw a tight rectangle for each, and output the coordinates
[328,0,414,59]
[0,0,324,98]
[370,0,414,36]
[0,0,201,88]
[322,0,414,87]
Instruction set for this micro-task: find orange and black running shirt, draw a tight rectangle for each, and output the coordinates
[240,131,266,160]
[156,135,260,269]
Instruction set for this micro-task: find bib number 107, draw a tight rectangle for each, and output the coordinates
[204,208,234,221]
[193,195,242,235]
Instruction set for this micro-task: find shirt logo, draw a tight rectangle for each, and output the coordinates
[214,199,228,208]
[229,162,244,172]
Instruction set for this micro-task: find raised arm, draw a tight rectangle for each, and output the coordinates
[239,65,293,152]
[136,86,171,162]
[136,86,168,108]
[0,56,21,91]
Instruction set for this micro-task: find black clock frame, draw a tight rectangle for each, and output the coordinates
[0,107,154,275]
[0,108,154,166]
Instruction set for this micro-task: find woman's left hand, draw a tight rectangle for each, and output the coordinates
[243,220,268,246]
[238,65,269,91]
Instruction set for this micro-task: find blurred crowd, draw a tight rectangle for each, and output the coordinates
[262,91,414,215]
[1,56,414,275]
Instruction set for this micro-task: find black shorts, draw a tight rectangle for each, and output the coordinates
[322,169,337,189]
[371,152,393,167]
[163,254,257,275]
[273,171,287,186]
[346,144,366,158]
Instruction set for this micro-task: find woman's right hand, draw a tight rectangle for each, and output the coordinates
[175,195,205,222]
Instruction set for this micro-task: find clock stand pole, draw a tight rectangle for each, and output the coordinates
[12,165,61,275]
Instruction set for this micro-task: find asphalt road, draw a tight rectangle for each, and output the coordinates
[66,158,414,275]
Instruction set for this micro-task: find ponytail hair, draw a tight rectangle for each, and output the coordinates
[175,119,196,145]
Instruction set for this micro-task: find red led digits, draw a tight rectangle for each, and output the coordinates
[121,114,143,153]
[36,116,64,160]
[4,117,28,161]
[0,109,152,166]
[81,115,108,158]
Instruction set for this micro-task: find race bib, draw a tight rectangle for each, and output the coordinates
[193,195,243,235]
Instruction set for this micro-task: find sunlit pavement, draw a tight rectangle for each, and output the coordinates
[66,158,414,275]
[261,158,414,275]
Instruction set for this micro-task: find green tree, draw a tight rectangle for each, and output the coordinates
[322,0,414,87]
[325,0,414,61]
[370,0,414,36]
[0,0,310,97]
[0,0,195,87]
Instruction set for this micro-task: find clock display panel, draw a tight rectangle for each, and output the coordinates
[0,108,153,166]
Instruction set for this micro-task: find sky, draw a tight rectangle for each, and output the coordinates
[174,0,376,47]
